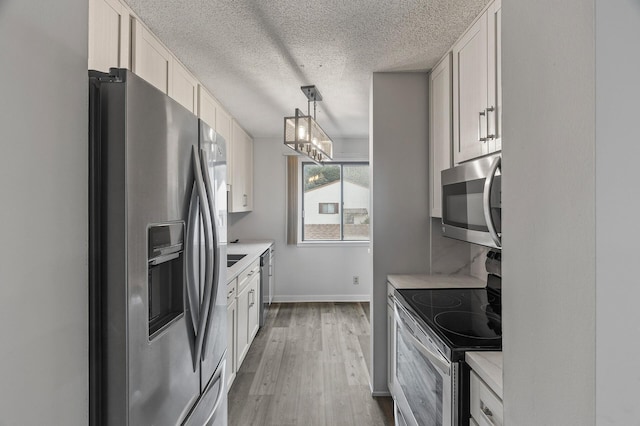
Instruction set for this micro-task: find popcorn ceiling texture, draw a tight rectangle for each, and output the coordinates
[126,0,489,138]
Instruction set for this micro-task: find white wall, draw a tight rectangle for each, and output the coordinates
[228,137,372,302]
[502,0,596,424]
[370,72,429,394]
[0,1,88,425]
[595,0,640,423]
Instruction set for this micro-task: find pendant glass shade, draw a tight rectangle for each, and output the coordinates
[284,109,333,164]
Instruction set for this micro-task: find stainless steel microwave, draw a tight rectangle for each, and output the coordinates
[441,153,501,249]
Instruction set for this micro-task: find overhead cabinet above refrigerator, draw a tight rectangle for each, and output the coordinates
[89,69,227,426]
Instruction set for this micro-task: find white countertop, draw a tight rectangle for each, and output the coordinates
[466,351,503,399]
[226,239,274,282]
[387,274,486,289]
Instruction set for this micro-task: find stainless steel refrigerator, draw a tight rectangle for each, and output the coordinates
[89,69,227,426]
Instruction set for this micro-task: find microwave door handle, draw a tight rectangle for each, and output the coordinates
[192,146,215,365]
[199,149,221,361]
[394,306,451,377]
[483,156,502,248]
[185,182,201,371]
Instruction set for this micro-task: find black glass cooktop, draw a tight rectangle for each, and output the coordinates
[396,287,502,353]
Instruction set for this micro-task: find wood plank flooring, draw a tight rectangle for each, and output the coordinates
[228,302,394,426]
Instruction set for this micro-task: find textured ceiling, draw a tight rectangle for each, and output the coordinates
[126,0,489,139]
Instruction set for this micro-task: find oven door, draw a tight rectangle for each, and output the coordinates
[441,153,501,249]
[393,301,455,426]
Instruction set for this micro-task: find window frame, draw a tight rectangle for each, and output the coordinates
[298,160,370,246]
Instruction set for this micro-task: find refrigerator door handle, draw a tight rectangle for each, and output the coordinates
[185,182,201,370]
[203,359,226,425]
[199,148,221,361]
[191,146,215,365]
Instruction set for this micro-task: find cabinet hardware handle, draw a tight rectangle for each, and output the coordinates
[481,401,494,422]
[479,111,487,142]
[486,106,496,140]
[243,194,247,207]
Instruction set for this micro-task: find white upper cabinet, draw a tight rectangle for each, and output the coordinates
[452,0,502,164]
[215,106,232,147]
[198,86,233,186]
[487,0,502,153]
[216,107,233,190]
[198,85,218,130]
[169,60,198,113]
[429,53,452,218]
[89,1,254,203]
[229,120,253,213]
[453,13,488,164]
[88,0,130,72]
[131,18,171,94]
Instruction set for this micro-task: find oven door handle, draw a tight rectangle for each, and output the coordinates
[395,308,451,377]
[483,155,502,248]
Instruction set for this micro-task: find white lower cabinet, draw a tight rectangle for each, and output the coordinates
[227,259,261,391]
[387,283,396,397]
[226,278,237,390]
[236,279,250,367]
[247,272,260,342]
[470,371,503,426]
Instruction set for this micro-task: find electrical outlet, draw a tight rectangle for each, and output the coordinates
[353,276,359,285]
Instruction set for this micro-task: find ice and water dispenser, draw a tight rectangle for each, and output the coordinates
[147,223,185,339]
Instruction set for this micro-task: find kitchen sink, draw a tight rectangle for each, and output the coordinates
[227,254,246,268]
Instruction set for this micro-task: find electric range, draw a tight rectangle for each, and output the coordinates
[394,285,501,362]
[392,274,501,426]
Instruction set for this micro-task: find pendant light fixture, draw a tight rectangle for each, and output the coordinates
[283,85,333,164]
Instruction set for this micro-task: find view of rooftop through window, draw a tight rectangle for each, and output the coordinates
[302,162,370,241]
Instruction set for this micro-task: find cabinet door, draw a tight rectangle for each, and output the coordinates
[226,298,237,390]
[229,120,245,212]
[216,107,232,145]
[387,302,395,397]
[453,13,488,164]
[470,371,503,426]
[236,284,250,368]
[169,60,198,113]
[245,134,254,210]
[88,0,129,72]
[229,120,253,212]
[131,19,170,93]
[198,85,218,130]
[429,53,452,218]
[247,273,260,341]
[217,107,233,190]
[487,0,502,153]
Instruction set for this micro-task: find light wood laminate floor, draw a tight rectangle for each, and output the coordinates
[228,302,394,426]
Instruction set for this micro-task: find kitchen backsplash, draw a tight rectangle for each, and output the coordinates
[430,218,490,280]
[430,218,471,275]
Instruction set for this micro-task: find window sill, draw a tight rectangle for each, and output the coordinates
[296,241,370,248]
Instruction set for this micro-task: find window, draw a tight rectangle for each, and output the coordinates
[319,203,339,214]
[302,162,370,242]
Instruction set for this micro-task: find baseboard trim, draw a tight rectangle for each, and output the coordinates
[371,390,392,397]
[272,294,370,303]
